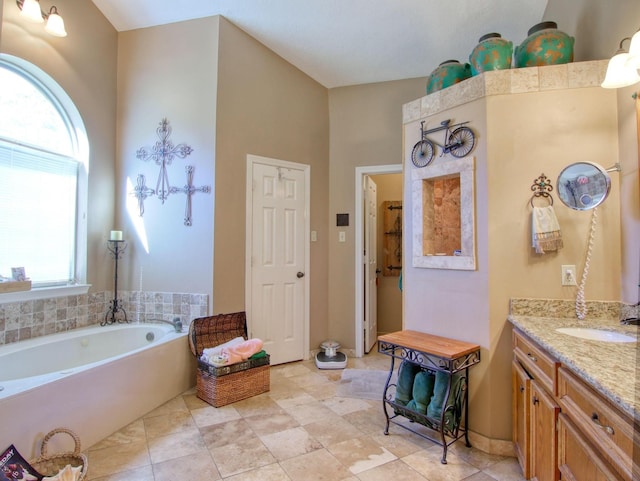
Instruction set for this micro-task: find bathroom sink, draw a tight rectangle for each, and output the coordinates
[555,327,636,343]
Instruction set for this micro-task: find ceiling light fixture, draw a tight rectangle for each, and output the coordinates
[16,0,67,37]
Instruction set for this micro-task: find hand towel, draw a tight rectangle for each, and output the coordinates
[532,205,563,254]
[201,336,245,363]
[221,338,264,365]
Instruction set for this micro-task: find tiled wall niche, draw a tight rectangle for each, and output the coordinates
[0,291,208,346]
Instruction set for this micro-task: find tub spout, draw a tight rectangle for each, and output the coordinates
[149,317,183,332]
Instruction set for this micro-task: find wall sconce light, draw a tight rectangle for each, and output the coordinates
[601,31,640,89]
[16,0,67,37]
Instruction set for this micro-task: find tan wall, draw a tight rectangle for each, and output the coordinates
[215,18,330,349]
[370,174,403,335]
[328,78,427,348]
[117,18,219,295]
[402,85,623,441]
[1,0,117,291]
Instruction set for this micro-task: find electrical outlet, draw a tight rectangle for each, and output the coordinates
[561,265,577,286]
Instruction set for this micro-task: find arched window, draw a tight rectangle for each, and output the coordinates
[0,55,88,289]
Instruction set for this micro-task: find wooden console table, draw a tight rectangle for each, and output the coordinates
[377,330,481,464]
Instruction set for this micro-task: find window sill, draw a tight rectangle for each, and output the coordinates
[0,284,91,303]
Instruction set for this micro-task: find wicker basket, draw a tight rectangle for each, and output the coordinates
[30,428,88,480]
[190,312,270,407]
[189,311,248,357]
[197,362,270,407]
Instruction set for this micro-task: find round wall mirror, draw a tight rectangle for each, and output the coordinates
[556,161,612,210]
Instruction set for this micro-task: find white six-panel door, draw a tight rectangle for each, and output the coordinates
[247,155,308,365]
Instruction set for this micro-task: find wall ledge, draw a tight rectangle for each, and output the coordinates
[403,60,609,124]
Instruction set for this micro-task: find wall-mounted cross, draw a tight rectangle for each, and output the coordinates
[170,165,211,226]
[131,174,155,217]
[136,118,193,203]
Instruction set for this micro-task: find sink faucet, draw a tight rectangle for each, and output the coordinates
[619,302,639,325]
[148,317,183,332]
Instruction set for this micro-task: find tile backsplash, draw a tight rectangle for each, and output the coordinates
[0,290,208,346]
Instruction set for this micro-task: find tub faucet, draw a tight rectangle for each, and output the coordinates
[149,317,183,332]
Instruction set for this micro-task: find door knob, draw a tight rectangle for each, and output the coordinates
[297,272,305,278]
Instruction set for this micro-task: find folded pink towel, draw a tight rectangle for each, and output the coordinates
[221,338,264,365]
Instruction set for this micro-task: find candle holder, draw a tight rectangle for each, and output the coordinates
[103,239,129,325]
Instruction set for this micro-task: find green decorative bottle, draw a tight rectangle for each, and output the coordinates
[426,60,472,94]
[469,33,513,76]
[514,21,574,68]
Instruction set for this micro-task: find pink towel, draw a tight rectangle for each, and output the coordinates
[221,338,264,365]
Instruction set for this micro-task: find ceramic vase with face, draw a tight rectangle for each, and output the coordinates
[469,33,513,76]
[514,21,574,68]
[426,60,472,94]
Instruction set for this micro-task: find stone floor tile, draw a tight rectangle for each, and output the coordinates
[279,449,354,481]
[209,437,276,478]
[260,426,323,461]
[86,440,150,479]
[327,436,397,475]
[401,446,480,481]
[152,451,220,480]
[355,459,429,480]
[200,418,258,449]
[224,462,292,481]
[143,409,196,439]
[147,428,207,464]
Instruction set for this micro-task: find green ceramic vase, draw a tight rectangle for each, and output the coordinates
[426,60,472,94]
[469,33,513,76]
[514,21,574,68]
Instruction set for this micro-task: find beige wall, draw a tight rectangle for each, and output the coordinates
[328,78,427,348]
[1,0,118,292]
[370,173,403,335]
[402,84,623,441]
[117,18,219,295]
[215,18,330,349]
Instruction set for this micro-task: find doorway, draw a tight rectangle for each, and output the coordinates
[354,164,403,357]
[245,154,310,365]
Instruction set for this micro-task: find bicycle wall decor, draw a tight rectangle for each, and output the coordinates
[411,119,476,168]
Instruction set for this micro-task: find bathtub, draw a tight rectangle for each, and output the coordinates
[0,323,196,458]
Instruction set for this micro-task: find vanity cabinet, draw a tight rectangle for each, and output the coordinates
[557,367,634,480]
[512,329,560,481]
[513,328,639,481]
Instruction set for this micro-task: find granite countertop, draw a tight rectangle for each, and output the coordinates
[508,298,639,419]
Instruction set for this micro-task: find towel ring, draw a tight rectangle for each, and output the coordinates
[530,173,554,207]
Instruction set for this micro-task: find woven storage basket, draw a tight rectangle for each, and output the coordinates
[190,312,270,407]
[189,311,248,357]
[30,428,88,480]
[196,362,270,407]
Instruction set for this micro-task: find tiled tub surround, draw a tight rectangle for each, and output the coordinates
[0,291,208,346]
[508,298,639,418]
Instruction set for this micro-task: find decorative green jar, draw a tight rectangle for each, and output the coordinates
[514,21,574,68]
[426,60,472,94]
[469,33,513,76]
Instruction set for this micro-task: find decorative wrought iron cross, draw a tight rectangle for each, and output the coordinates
[136,118,193,203]
[131,174,155,217]
[170,165,211,226]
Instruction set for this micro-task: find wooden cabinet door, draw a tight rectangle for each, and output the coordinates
[512,360,531,479]
[531,380,560,481]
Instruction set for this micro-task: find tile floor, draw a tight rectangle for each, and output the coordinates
[86,352,525,480]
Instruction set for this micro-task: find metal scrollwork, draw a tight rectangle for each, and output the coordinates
[132,118,211,226]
